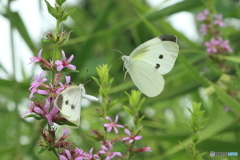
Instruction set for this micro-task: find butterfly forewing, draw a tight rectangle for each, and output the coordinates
[130,35,179,75]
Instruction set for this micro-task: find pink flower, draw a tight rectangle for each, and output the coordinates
[56,76,71,94]
[122,129,142,143]
[214,14,225,27]
[135,146,152,153]
[199,24,210,35]
[45,107,58,126]
[29,71,49,98]
[59,149,71,160]
[104,115,124,134]
[34,98,58,126]
[204,38,233,54]
[218,39,233,53]
[84,148,100,160]
[197,9,209,21]
[204,38,219,53]
[29,49,43,64]
[21,101,35,118]
[55,50,76,71]
[29,88,49,99]
[29,71,47,90]
[99,142,122,160]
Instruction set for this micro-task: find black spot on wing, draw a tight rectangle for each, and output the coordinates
[71,104,75,110]
[159,55,163,59]
[65,100,69,105]
[155,63,160,69]
[56,94,63,110]
[158,35,177,43]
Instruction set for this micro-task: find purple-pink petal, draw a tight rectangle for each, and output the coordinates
[114,124,124,128]
[37,89,49,95]
[65,149,71,159]
[104,123,111,127]
[113,152,122,156]
[122,137,130,141]
[113,127,119,134]
[34,107,44,115]
[67,54,74,63]
[67,64,76,70]
[129,139,134,143]
[134,135,142,140]
[61,50,67,61]
[114,115,119,123]
[50,107,58,116]
[55,60,62,65]
[38,49,43,58]
[62,129,69,137]
[57,65,64,71]
[99,150,107,154]
[65,76,71,84]
[106,126,113,132]
[124,129,131,136]
[105,116,112,121]
[45,114,53,126]
[59,155,68,160]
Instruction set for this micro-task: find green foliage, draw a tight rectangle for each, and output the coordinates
[1,0,240,159]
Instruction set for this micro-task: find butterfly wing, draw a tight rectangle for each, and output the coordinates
[130,35,179,75]
[124,35,178,97]
[55,86,81,127]
[128,60,164,97]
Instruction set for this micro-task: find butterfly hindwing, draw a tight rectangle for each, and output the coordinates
[55,86,81,127]
[128,60,164,97]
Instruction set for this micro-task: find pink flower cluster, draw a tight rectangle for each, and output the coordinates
[59,115,151,160]
[23,49,76,126]
[204,38,233,54]
[197,9,225,35]
[197,9,233,55]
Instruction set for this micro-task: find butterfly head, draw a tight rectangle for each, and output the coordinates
[79,84,86,94]
[121,55,131,70]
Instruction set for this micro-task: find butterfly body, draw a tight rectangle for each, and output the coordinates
[55,84,98,127]
[122,35,179,97]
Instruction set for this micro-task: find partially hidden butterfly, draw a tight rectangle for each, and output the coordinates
[55,84,99,127]
[121,35,179,97]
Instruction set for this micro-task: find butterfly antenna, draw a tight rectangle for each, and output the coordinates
[83,69,89,83]
[84,79,91,85]
[111,48,123,55]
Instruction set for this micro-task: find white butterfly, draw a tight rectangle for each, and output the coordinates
[55,84,99,127]
[121,35,179,97]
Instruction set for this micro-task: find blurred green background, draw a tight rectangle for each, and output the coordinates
[0,0,240,159]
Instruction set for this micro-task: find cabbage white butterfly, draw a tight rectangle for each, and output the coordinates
[121,35,179,97]
[55,84,99,127]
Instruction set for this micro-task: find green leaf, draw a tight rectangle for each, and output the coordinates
[56,0,66,5]
[22,113,42,120]
[44,0,56,18]
[210,81,240,114]
[55,119,78,127]
[62,30,73,44]
[123,105,133,116]
[62,8,77,21]
[178,54,209,87]
[92,76,100,86]
[217,55,240,63]
[36,148,47,155]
